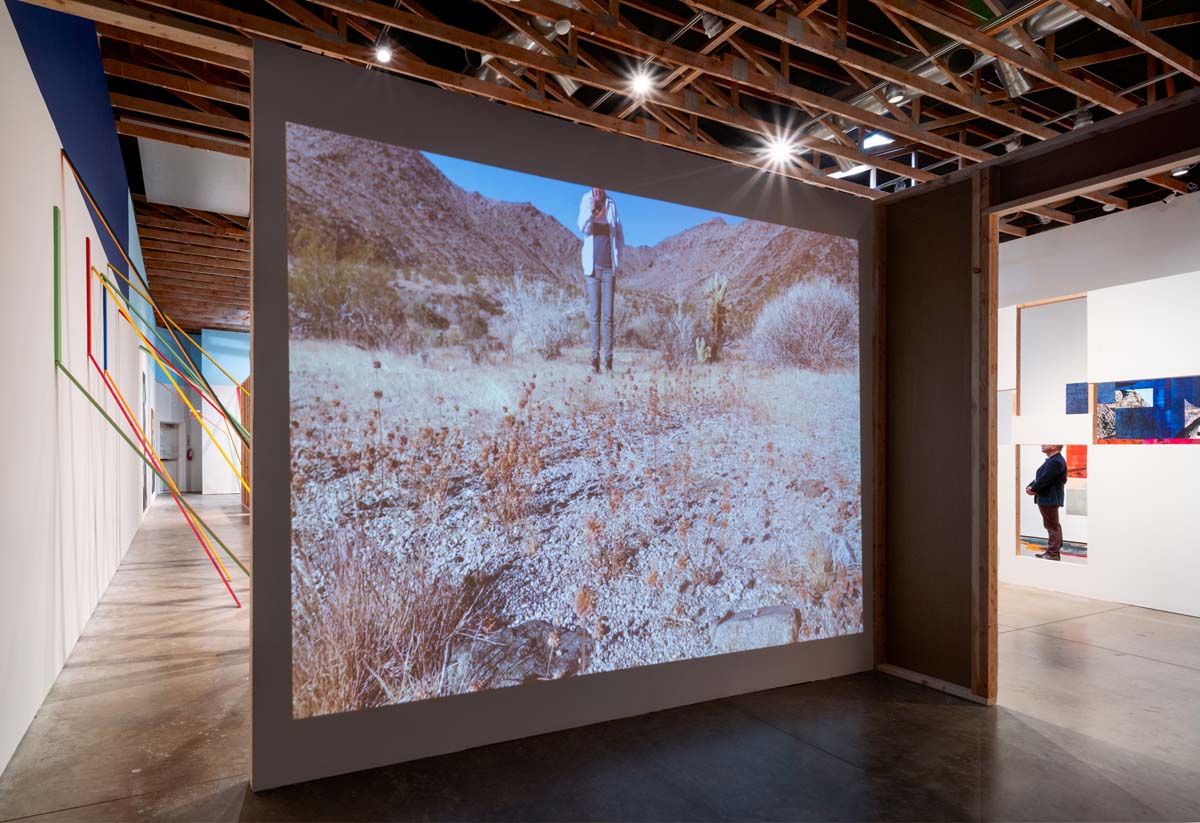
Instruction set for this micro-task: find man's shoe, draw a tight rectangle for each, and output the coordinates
[1035,551,1061,561]
[604,355,613,372]
[590,356,600,374]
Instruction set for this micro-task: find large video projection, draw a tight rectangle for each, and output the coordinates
[285,122,863,718]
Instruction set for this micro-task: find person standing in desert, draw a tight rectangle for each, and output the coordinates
[578,186,624,374]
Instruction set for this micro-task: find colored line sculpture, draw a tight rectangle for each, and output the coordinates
[53,150,250,607]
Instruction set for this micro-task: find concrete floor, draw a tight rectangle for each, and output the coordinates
[1,495,1197,821]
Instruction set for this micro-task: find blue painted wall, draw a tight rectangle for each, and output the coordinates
[8,0,132,294]
[200,330,250,387]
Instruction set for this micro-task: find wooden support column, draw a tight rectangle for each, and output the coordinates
[969,169,998,704]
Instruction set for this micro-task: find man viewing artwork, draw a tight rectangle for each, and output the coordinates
[1026,444,1067,561]
[285,122,864,718]
[578,187,623,374]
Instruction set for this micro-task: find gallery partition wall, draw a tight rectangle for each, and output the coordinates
[252,40,879,790]
[877,87,1200,705]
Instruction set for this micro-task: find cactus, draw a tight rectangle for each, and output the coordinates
[705,273,729,362]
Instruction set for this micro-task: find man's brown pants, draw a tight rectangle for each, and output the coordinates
[1038,504,1063,558]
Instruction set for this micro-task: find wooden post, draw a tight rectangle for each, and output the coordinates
[969,169,998,704]
[872,201,887,667]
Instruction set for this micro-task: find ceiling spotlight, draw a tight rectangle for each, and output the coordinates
[1170,164,1192,177]
[630,70,653,97]
[554,18,571,35]
[1101,203,1116,213]
[1163,193,1178,204]
[1004,136,1021,153]
[1038,214,1051,225]
[765,134,796,165]
[375,43,393,63]
[885,84,906,104]
[1073,109,1093,130]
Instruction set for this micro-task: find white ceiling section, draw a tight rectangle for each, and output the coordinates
[137,137,249,217]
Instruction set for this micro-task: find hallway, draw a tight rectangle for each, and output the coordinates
[0,497,1197,821]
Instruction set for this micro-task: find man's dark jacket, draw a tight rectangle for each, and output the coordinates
[1029,452,1067,507]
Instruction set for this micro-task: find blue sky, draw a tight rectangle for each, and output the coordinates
[424,150,744,248]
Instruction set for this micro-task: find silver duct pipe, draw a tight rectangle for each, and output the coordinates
[806,0,1097,170]
[477,0,583,96]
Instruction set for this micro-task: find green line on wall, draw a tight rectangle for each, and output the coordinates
[55,361,251,578]
[53,206,61,364]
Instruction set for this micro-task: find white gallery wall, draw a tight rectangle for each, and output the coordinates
[997,195,1200,617]
[0,8,149,772]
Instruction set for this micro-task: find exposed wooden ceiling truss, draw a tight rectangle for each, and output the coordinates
[133,196,251,333]
[24,0,1200,332]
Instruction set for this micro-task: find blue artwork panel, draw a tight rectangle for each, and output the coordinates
[1065,382,1089,414]
[1095,375,1200,443]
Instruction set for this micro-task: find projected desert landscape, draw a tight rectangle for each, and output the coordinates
[286,123,863,718]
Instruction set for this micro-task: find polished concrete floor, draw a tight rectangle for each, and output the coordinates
[1,495,1197,821]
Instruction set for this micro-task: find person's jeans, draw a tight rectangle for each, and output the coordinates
[586,266,615,361]
[1038,504,1063,557]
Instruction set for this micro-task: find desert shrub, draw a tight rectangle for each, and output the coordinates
[749,278,858,371]
[289,228,405,349]
[621,308,661,349]
[291,528,496,717]
[660,301,698,370]
[498,272,582,360]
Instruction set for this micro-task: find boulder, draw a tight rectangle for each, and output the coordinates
[711,606,802,654]
[446,619,592,694]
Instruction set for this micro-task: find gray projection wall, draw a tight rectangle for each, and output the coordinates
[251,40,877,789]
[883,180,975,688]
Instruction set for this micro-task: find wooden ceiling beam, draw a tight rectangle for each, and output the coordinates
[1056,45,1143,71]
[142,239,248,262]
[103,58,250,106]
[17,0,250,59]
[147,265,251,284]
[148,283,250,303]
[297,0,931,180]
[1143,11,1200,31]
[1056,0,1200,82]
[109,92,250,136]
[125,0,878,196]
[115,119,250,157]
[496,0,990,161]
[144,250,249,272]
[94,22,250,72]
[264,0,337,34]
[871,0,1138,114]
[135,214,249,238]
[137,227,249,251]
[617,0,774,120]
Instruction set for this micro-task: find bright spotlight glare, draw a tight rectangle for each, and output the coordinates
[765,135,795,165]
[630,71,653,96]
[375,44,393,63]
[861,132,893,149]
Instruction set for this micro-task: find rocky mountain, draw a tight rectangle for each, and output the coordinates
[286,124,581,286]
[286,123,858,307]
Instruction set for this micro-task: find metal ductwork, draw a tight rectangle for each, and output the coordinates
[699,12,725,39]
[995,59,1034,98]
[476,0,583,96]
[805,0,1100,170]
[944,45,978,77]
